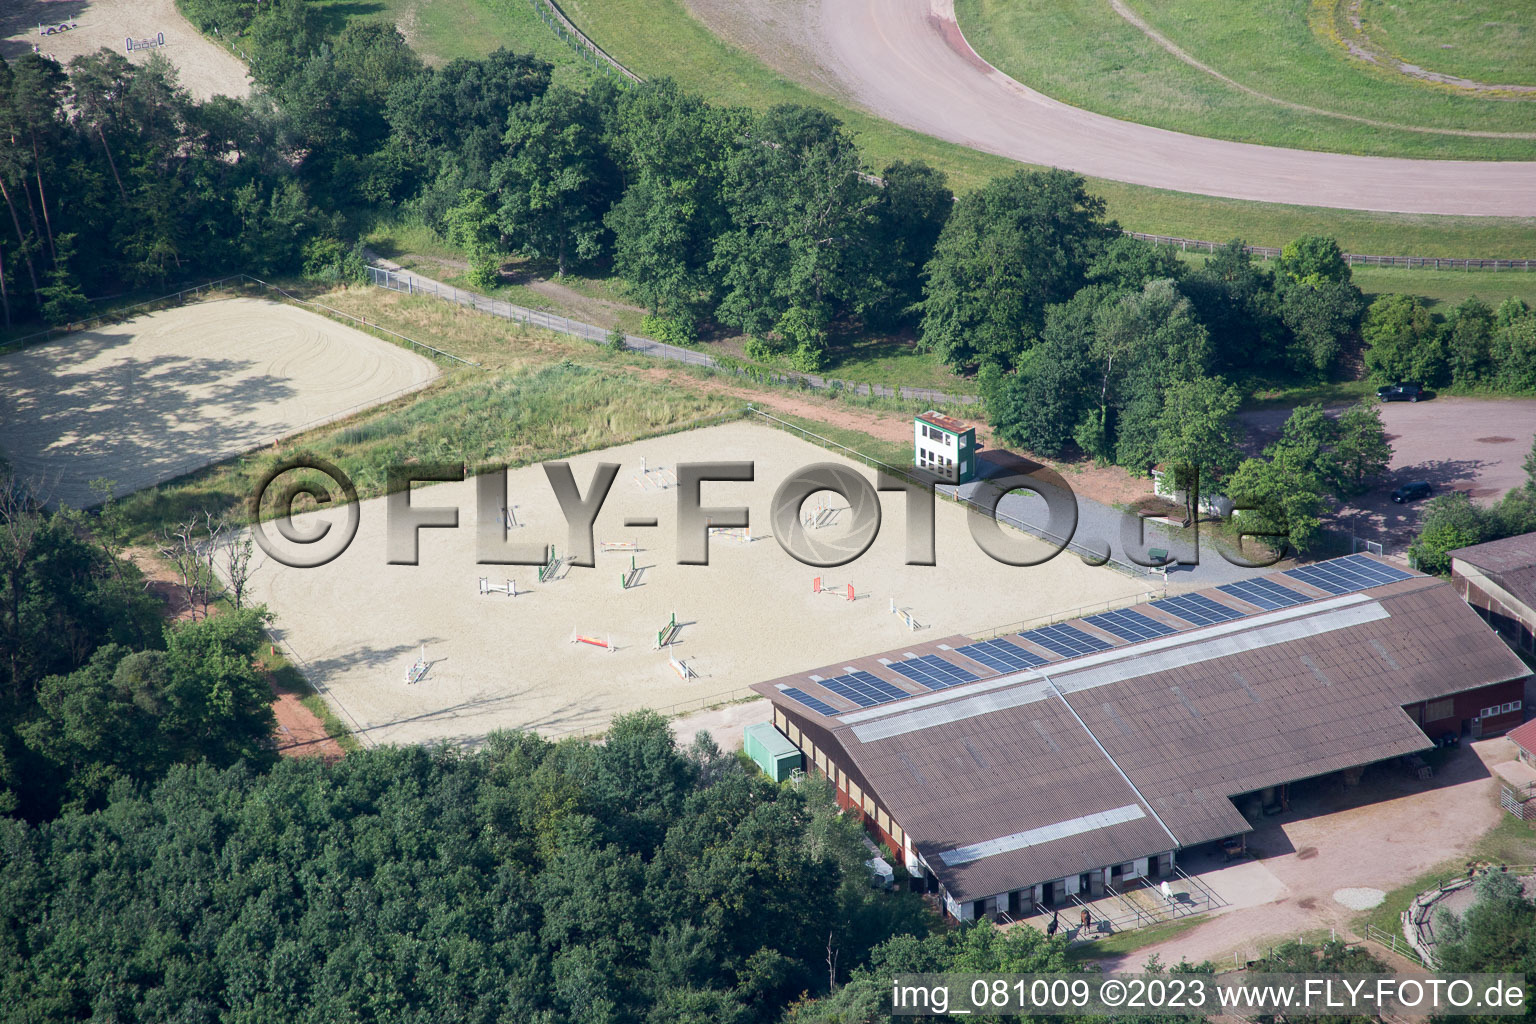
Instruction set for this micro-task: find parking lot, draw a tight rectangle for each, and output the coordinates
[1238,396,1536,553]
[1096,734,1526,970]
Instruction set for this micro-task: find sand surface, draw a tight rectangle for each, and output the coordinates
[682,0,1536,215]
[243,421,1153,747]
[2,0,252,100]
[0,297,440,508]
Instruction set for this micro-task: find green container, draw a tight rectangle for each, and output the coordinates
[743,722,803,783]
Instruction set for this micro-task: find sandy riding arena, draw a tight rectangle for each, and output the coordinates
[241,420,1154,747]
[2,0,251,101]
[0,297,440,508]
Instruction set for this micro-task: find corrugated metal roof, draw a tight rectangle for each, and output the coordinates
[753,566,1530,902]
[939,804,1147,867]
[1451,531,1536,574]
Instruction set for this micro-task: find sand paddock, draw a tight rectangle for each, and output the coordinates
[0,297,440,508]
[243,421,1154,747]
[2,0,251,100]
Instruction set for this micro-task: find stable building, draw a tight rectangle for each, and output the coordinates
[751,555,1528,922]
[914,411,977,484]
[1450,533,1536,658]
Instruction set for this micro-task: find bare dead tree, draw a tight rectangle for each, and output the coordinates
[0,481,44,698]
[162,512,222,621]
[217,514,255,612]
[826,931,839,993]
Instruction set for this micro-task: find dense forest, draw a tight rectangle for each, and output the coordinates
[0,712,945,1023]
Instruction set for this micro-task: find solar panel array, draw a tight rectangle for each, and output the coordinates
[1284,553,1413,595]
[1148,592,1244,626]
[821,670,911,709]
[781,687,841,717]
[888,654,979,691]
[953,638,1048,674]
[780,555,1417,719]
[1081,608,1178,643]
[1020,623,1115,659]
[1217,577,1310,610]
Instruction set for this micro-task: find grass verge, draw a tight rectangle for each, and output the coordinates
[1067,915,1205,964]
[310,0,1536,256]
[313,0,595,84]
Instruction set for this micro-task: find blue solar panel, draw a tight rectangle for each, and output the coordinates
[888,654,979,691]
[953,639,1047,674]
[782,687,841,717]
[1019,623,1115,659]
[1081,608,1178,643]
[1284,554,1413,595]
[1217,577,1310,610]
[820,670,910,708]
[1149,592,1244,627]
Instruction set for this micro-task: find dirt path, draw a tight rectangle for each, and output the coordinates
[1095,736,1526,970]
[678,0,1536,215]
[2,0,251,100]
[128,547,346,761]
[269,688,346,760]
[637,364,1154,507]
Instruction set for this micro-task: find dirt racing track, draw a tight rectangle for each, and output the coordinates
[692,0,1536,216]
[0,297,440,508]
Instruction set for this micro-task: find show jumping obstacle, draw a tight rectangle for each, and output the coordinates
[620,556,642,590]
[479,577,519,597]
[654,612,681,650]
[570,630,615,651]
[669,655,696,680]
[634,456,677,492]
[537,546,562,583]
[405,645,429,684]
[889,598,921,632]
[813,577,855,602]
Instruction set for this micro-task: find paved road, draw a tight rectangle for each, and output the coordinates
[954,452,1268,590]
[797,0,1536,216]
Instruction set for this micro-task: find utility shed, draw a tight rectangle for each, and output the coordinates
[744,721,803,782]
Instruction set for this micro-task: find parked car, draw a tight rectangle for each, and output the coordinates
[1391,481,1433,503]
[1377,381,1425,402]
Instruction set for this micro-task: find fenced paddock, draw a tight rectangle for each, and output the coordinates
[238,420,1154,747]
[0,297,441,508]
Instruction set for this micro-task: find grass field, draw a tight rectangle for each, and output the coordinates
[115,286,741,538]
[1358,0,1536,87]
[312,0,595,83]
[954,0,1536,161]
[316,0,1536,257]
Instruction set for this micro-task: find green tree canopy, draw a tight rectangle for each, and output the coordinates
[494,84,621,276]
[1362,292,1447,385]
[919,169,1116,372]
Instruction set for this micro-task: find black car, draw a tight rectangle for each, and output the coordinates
[1391,481,1433,503]
[1377,382,1425,402]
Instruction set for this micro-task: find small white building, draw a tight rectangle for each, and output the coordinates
[914,411,977,484]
